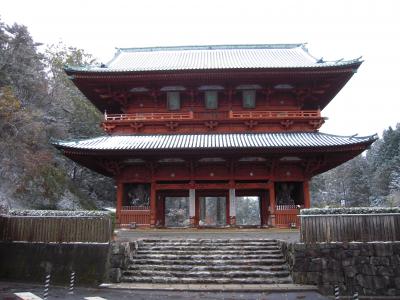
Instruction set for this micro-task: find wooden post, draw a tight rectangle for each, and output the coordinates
[116,181,123,226]
[303,180,311,208]
[189,188,196,227]
[150,181,156,227]
[268,181,276,227]
[229,187,236,226]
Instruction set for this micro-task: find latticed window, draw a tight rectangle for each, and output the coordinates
[167,91,180,110]
[205,91,218,109]
[242,90,256,108]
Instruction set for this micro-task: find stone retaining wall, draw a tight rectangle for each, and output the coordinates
[108,241,139,282]
[0,241,110,285]
[278,240,400,296]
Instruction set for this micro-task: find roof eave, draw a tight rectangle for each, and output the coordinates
[63,61,362,76]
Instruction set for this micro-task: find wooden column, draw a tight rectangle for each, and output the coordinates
[116,181,123,226]
[150,181,156,227]
[260,191,268,227]
[229,187,236,226]
[268,182,276,227]
[303,180,311,208]
[189,188,196,227]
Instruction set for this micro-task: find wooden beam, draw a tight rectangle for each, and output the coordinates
[154,181,271,191]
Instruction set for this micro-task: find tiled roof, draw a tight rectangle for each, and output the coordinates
[65,44,361,73]
[53,132,376,152]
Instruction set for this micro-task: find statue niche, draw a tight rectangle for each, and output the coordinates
[275,182,303,206]
[123,183,150,207]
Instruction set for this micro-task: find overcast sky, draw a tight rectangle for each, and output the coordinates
[2,0,399,136]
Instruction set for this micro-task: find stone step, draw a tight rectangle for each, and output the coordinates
[140,239,277,243]
[140,240,277,246]
[139,245,280,251]
[122,269,290,279]
[133,254,283,260]
[127,264,288,272]
[136,249,282,255]
[121,276,293,284]
[130,258,287,266]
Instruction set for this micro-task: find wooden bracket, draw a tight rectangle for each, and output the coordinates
[100,159,124,176]
[130,122,143,132]
[245,120,258,129]
[165,121,179,130]
[280,120,294,129]
[205,120,218,130]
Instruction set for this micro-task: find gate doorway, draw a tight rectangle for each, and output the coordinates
[196,191,229,227]
[164,196,190,227]
[235,196,261,226]
[235,190,269,227]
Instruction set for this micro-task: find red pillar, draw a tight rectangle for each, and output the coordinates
[116,181,123,226]
[268,181,276,227]
[150,181,156,227]
[303,180,311,208]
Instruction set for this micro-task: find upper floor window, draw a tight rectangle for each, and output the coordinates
[242,90,256,108]
[167,91,181,110]
[205,91,218,109]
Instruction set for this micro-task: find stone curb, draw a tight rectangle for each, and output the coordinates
[99,283,318,292]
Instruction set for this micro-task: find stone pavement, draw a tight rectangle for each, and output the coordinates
[115,228,300,242]
[101,282,318,292]
[0,281,329,299]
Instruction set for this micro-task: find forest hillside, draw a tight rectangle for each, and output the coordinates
[0,19,114,210]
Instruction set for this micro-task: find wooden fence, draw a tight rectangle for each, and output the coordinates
[0,215,113,243]
[300,213,400,243]
[119,206,150,227]
[275,205,303,228]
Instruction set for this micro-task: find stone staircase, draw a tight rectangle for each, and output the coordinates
[121,239,292,284]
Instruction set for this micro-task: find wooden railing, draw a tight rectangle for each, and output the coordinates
[105,112,193,121]
[104,110,321,123]
[194,111,229,120]
[229,110,321,119]
[0,215,112,242]
[300,213,400,243]
[119,206,150,227]
[275,205,303,228]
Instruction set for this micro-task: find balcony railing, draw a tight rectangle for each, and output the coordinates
[104,110,321,122]
[229,110,321,119]
[105,111,193,121]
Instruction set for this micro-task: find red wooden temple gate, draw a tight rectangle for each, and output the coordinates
[53,44,376,228]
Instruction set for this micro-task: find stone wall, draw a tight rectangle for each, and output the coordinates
[108,240,139,282]
[0,241,110,285]
[278,240,400,296]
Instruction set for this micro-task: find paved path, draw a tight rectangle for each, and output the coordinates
[0,281,328,299]
[115,228,300,242]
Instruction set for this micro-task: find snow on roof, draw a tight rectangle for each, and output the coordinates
[65,44,361,73]
[53,132,376,151]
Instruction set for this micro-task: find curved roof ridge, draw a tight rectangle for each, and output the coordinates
[116,43,306,53]
[64,43,363,73]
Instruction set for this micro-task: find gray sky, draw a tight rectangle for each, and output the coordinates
[2,0,399,136]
